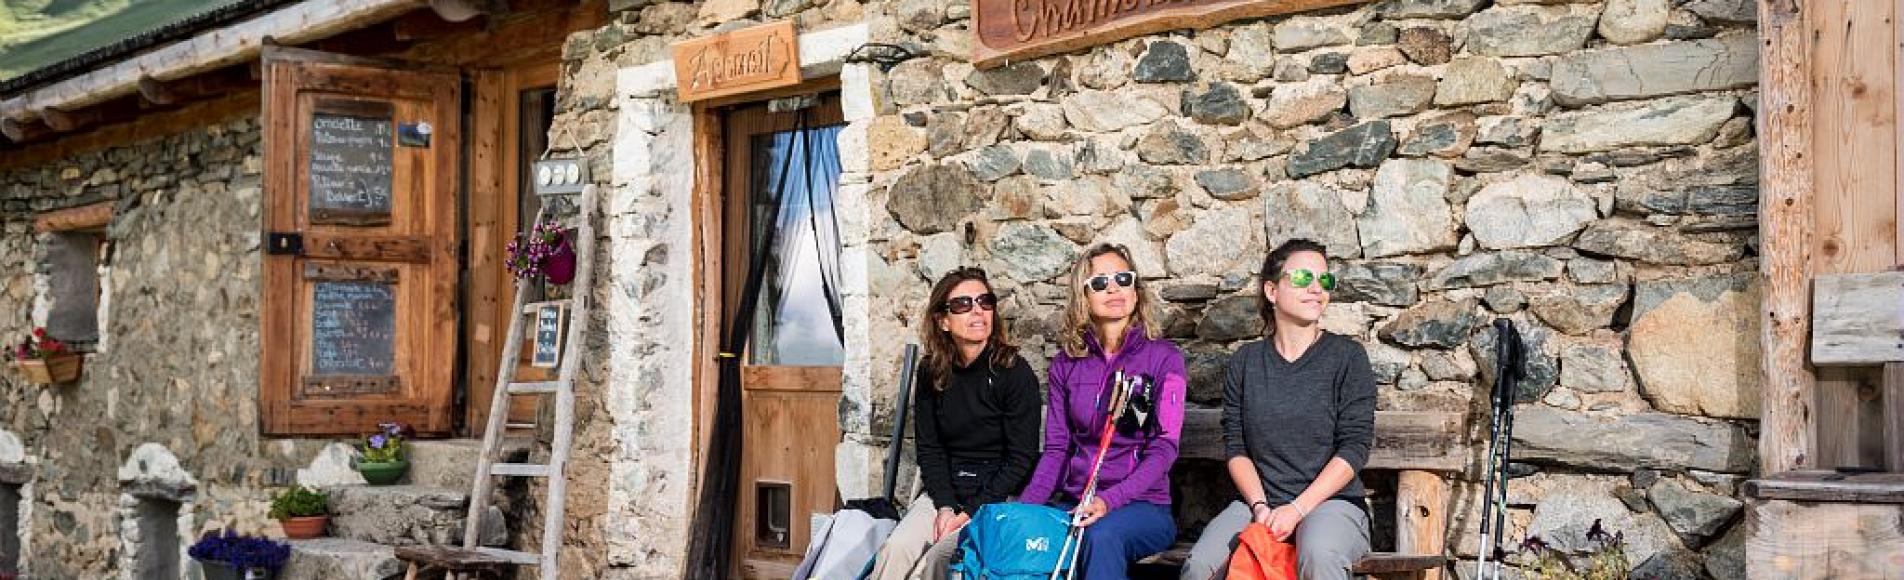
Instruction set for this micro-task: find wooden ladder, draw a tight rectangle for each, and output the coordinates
[400,184,597,580]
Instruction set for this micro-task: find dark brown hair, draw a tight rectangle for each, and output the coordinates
[1258,238,1330,336]
[920,267,1019,390]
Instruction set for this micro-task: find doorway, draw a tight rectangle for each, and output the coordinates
[711,92,848,577]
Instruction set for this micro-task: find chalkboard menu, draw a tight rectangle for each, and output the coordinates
[532,304,566,368]
[312,281,397,376]
[308,106,394,225]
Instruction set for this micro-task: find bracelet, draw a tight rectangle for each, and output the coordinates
[1248,499,1270,511]
[1292,502,1310,518]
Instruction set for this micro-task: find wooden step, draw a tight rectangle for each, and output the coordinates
[506,381,561,395]
[490,463,551,477]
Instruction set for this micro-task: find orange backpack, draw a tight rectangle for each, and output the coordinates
[1224,522,1299,580]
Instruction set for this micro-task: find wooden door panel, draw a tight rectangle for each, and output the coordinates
[262,51,460,437]
[736,386,843,562]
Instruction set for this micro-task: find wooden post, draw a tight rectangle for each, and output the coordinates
[1756,0,1820,475]
[1886,365,1903,472]
[1396,470,1448,580]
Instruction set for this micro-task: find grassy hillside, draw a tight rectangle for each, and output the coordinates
[0,0,235,81]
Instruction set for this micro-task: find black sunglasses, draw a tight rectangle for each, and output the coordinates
[1086,271,1137,293]
[942,293,998,315]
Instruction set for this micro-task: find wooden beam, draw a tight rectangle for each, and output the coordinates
[1745,470,1904,503]
[428,0,502,22]
[36,107,101,132]
[34,201,114,233]
[1886,364,1904,472]
[0,117,54,142]
[0,91,258,172]
[391,8,486,41]
[137,66,257,106]
[1810,272,1904,365]
[1757,0,1820,474]
[1180,409,1469,472]
[0,0,427,121]
[1395,470,1448,580]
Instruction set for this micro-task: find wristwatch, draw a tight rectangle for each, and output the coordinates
[1248,499,1271,512]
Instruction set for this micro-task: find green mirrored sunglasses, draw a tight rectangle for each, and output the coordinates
[1284,268,1337,291]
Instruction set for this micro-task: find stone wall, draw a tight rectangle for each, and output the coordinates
[0,118,334,577]
[560,0,1763,577]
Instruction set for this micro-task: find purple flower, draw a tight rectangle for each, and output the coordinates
[369,434,388,449]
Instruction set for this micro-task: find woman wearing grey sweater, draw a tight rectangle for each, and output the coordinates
[1180,239,1377,580]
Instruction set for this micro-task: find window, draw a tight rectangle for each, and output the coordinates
[746,123,845,366]
[39,231,105,346]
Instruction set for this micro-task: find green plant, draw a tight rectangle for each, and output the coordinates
[1519,519,1631,580]
[267,485,328,520]
[358,421,407,464]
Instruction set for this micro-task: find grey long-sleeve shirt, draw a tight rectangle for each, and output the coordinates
[1222,333,1377,508]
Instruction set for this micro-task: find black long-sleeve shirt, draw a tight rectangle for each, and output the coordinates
[914,348,1042,514]
[1222,333,1377,508]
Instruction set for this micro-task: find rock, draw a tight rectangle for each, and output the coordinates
[1530,284,1629,335]
[1182,82,1250,126]
[1080,48,1135,89]
[1015,103,1068,141]
[1274,17,1350,51]
[1349,74,1438,119]
[1568,258,1619,284]
[1379,298,1482,349]
[1484,286,1527,313]
[1436,57,1516,106]
[1162,283,1221,302]
[1308,52,1350,74]
[1367,341,1412,383]
[1472,319,1560,400]
[1562,342,1631,393]
[988,223,1079,282]
[1380,0,1487,18]
[1262,79,1348,129]
[1223,24,1277,82]
[1023,148,1073,181]
[1224,127,1296,162]
[1599,0,1670,45]
[1166,206,1264,277]
[887,59,948,105]
[1615,138,1759,216]
[297,442,369,487]
[1273,57,1310,82]
[1685,0,1755,23]
[1425,251,1564,289]
[1572,221,1744,265]
[1648,479,1743,538]
[1422,349,1477,381]
[887,163,983,234]
[1551,35,1758,106]
[1183,345,1232,404]
[1062,90,1169,132]
[1465,5,1600,58]
[916,233,965,282]
[966,61,1045,95]
[1136,122,1210,165]
[966,144,1020,182]
[868,115,928,171]
[1703,519,1747,579]
[1333,261,1421,307]
[1289,121,1397,178]
[1398,112,1477,158]
[1074,138,1124,174]
[1196,168,1256,200]
[1119,164,1178,200]
[1134,41,1194,83]
[1512,406,1756,473]
[1262,181,1361,259]
[1357,159,1456,258]
[1665,9,1718,40]
[1347,47,1407,75]
[1359,22,1400,45]
[1525,480,1684,565]
[1541,96,1737,154]
[894,0,942,31]
[1090,217,1167,279]
[327,485,472,546]
[1198,294,1264,341]
[1396,27,1453,65]
[281,539,405,580]
[1632,547,1709,580]
[992,176,1041,220]
[1476,116,1537,147]
[1455,147,1532,173]
[1465,174,1599,250]
[1628,274,1760,419]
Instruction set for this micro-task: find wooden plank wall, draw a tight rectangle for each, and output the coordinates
[1806,0,1900,471]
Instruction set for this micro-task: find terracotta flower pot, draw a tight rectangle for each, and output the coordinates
[279,515,328,539]
[544,235,577,285]
[13,353,81,385]
[356,459,408,485]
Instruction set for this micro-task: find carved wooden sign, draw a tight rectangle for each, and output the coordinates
[973,0,1370,69]
[672,20,801,103]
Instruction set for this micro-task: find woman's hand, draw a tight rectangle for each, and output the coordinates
[932,508,970,542]
[1249,502,1274,526]
[1267,504,1305,541]
[1073,497,1110,527]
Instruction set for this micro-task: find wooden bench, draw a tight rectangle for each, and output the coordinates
[394,545,519,580]
[1138,409,1466,580]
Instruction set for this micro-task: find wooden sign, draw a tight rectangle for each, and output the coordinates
[973,0,1369,69]
[311,280,397,376]
[671,20,800,103]
[532,302,568,368]
[308,99,395,226]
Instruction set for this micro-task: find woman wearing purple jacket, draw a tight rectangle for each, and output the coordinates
[1019,243,1187,580]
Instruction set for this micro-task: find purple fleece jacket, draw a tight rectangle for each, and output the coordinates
[1019,325,1186,510]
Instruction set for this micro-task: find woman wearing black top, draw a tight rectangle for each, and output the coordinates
[870,267,1042,580]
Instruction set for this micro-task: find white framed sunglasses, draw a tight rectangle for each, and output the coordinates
[1086,271,1137,293]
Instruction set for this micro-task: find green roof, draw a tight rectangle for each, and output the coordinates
[0,0,242,82]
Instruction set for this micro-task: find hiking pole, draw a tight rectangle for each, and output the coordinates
[1050,372,1135,580]
[1477,319,1523,580]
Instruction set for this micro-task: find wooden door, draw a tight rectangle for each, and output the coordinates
[260,49,461,437]
[721,95,848,576]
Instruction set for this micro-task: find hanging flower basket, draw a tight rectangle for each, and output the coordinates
[7,328,81,385]
[507,221,577,285]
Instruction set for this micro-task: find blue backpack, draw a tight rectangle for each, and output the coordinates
[953,503,1074,579]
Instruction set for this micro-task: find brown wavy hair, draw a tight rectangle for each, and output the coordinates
[1060,243,1160,358]
[921,267,1020,391]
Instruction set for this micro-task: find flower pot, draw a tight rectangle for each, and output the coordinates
[356,459,408,485]
[13,353,81,385]
[279,515,328,539]
[198,560,277,580]
[544,235,577,285]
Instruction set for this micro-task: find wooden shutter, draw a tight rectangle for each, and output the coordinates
[261,48,460,436]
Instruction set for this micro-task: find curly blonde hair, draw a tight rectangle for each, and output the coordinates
[1059,244,1161,358]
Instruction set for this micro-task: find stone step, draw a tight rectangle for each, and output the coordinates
[281,538,405,580]
[406,437,538,489]
[324,485,507,547]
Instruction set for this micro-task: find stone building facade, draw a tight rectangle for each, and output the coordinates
[0,0,1768,578]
